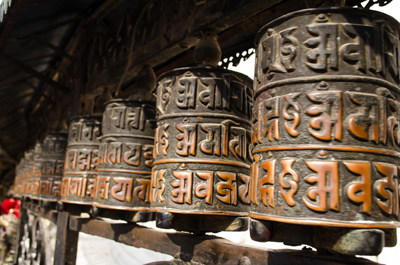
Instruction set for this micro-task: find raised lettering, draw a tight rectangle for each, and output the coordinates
[303,161,340,212]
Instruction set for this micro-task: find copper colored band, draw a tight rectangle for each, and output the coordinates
[153,159,251,169]
[249,213,400,229]
[97,168,151,175]
[253,145,400,157]
[91,202,151,212]
[63,172,95,176]
[255,75,400,97]
[151,207,248,217]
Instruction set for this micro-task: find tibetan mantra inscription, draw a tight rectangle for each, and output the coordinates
[29,142,43,200]
[151,68,253,215]
[61,116,102,205]
[21,150,34,198]
[251,7,400,228]
[94,100,156,211]
[39,132,68,201]
[14,158,23,198]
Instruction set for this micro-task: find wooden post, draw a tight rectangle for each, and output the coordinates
[14,200,28,263]
[54,211,79,265]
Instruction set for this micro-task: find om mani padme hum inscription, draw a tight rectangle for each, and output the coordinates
[151,67,253,217]
[94,100,156,211]
[251,7,400,228]
[61,115,102,205]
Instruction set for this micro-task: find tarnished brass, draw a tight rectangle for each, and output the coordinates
[39,132,68,201]
[94,100,155,211]
[30,142,43,200]
[61,115,102,205]
[14,158,24,198]
[21,150,33,198]
[251,7,400,229]
[151,67,253,219]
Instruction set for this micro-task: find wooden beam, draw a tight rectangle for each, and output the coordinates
[31,35,78,63]
[0,0,25,50]
[87,0,288,92]
[84,0,126,26]
[0,53,55,69]
[53,0,127,76]
[14,201,28,262]
[8,14,85,40]
[0,51,72,95]
[68,216,379,265]
[54,212,78,265]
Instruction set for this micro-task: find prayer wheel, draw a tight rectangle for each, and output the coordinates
[39,132,68,201]
[14,159,23,198]
[61,115,102,205]
[30,142,43,200]
[151,33,253,232]
[94,100,155,214]
[22,150,33,198]
[250,6,400,247]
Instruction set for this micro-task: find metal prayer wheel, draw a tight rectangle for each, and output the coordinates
[94,100,155,213]
[250,7,400,232]
[39,132,68,201]
[30,142,43,200]
[22,150,33,198]
[61,115,102,205]
[14,159,23,198]
[151,66,253,230]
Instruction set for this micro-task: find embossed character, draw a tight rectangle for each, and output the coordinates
[279,159,299,207]
[259,160,275,208]
[171,171,193,204]
[216,172,237,205]
[306,91,342,141]
[344,162,372,214]
[303,161,340,212]
[374,163,399,216]
[176,124,197,156]
[195,172,213,205]
[304,23,338,71]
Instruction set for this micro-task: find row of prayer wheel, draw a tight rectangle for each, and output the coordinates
[12,6,400,251]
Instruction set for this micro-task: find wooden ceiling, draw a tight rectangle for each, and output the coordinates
[0,0,371,187]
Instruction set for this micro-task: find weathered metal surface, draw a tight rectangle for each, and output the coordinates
[14,158,23,198]
[151,67,253,218]
[67,216,380,265]
[94,100,155,211]
[30,142,43,200]
[61,115,102,205]
[39,132,68,201]
[21,150,33,198]
[156,212,249,233]
[250,7,400,228]
[249,219,388,255]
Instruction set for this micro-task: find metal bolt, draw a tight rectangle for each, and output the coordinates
[239,256,251,265]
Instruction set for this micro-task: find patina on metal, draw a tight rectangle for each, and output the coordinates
[30,142,43,200]
[14,158,24,198]
[21,150,34,198]
[250,7,400,230]
[151,33,253,231]
[39,132,68,201]
[61,115,102,205]
[94,100,155,213]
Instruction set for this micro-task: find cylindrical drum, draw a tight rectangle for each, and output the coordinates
[14,159,23,198]
[61,115,102,205]
[30,142,43,200]
[251,7,400,228]
[151,67,253,216]
[39,132,67,201]
[94,100,155,211]
[22,150,33,198]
